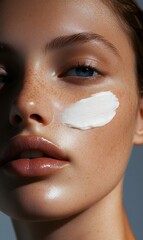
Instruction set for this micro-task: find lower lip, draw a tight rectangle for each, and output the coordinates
[4,158,68,177]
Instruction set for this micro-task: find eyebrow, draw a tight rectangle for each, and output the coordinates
[0,32,120,58]
[46,32,120,57]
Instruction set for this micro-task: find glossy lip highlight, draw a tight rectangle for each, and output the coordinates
[0,135,69,177]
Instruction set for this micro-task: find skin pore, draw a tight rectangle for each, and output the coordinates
[0,0,143,239]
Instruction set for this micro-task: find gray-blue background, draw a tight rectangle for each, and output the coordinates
[0,0,143,239]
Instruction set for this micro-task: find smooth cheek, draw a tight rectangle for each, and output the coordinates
[58,90,138,205]
[0,89,138,220]
[1,97,136,220]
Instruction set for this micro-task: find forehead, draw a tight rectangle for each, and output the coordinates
[0,0,134,62]
[0,0,114,38]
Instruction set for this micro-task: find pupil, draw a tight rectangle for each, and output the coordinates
[76,67,93,77]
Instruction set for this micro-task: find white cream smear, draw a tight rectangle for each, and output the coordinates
[61,91,119,130]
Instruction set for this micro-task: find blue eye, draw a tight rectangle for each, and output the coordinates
[65,66,99,78]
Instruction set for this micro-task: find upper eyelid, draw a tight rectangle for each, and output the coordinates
[58,59,103,77]
[58,57,100,70]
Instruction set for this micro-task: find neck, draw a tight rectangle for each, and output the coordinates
[12,180,135,240]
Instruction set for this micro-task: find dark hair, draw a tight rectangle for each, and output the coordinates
[102,0,143,96]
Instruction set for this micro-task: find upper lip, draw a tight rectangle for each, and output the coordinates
[0,135,67,166]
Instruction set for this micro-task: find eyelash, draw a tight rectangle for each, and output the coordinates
[0,61,103,89]
[58,62,102,79]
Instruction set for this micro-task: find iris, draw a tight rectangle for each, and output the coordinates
[66,66,98,77]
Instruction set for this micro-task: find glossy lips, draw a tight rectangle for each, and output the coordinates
[0,136,69,177]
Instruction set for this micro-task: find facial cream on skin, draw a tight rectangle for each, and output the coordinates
[61,91,119,130]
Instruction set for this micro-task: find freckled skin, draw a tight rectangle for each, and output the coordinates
[0,0,142,239]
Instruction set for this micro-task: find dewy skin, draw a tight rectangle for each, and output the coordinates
[61,91,119,130]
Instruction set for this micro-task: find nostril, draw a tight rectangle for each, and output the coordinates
[30,114,43,123]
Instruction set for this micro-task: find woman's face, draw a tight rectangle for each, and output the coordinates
[0,0,140,220]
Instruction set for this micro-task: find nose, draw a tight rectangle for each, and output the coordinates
[9,100,52,129]
[9,68,53,129]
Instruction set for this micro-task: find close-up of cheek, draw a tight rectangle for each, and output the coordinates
[57,89,138,205]
[0,86,138,221]
[14,92,138,220]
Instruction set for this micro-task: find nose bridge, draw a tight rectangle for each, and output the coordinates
[9,57,53,128]
[18,63,42,103]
